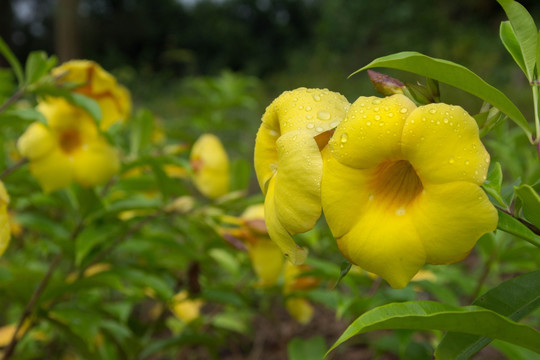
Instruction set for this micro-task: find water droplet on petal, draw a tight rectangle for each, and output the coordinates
[379,122,384,126]
[340,133,348,143]
[330,121,339,128]
[317,110,331,120]
[313,94,321,102]
[465,160,470,165]
[449,157,455,164]
[315,126,323,132]
[306,114,313,120]
[374,115,381,121]
[366,121,371,126]
[443,118,449,123]
[429,108,437,114]
[400,107,408,114]
[299,105,304,110]
[372,99,381,105]
[306,105,312,111]
[396,207,406,216]
[269,130,278,137]
[388,112,394,117]
[307,123,314,129]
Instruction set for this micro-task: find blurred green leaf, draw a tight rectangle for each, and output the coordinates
[130,109,154,156]
[69,92,102,123]
[483,162,506,207]
[288,336,327,360]
[24,51,56,85]
[514,184,540,227]
[497,0,538,81]
[212,310,251,334]
[353,51,532,138]
[75,226,112,266]
[500,21,528,78]
[497,209,540,248]
[230,159,251,191]
[0,36,24,85]
[48,306,102,349]
[328,301,540,355]
[435,271,540,359]
[0,108,47,125]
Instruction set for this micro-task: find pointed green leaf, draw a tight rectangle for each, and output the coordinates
[483,162,506,207]
[25,51,56,85]
[497,0,538,81]
[352,52,532,138]
[68,92,102,124]
[328,301,540,356]
[0,37,24,85]
[515,184,540,228]
[435,271,540,360]
[496,209,540,248]
[500,21,528,77]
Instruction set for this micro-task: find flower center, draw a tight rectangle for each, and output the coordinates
[59,129,82,154]
[369,160,423,212]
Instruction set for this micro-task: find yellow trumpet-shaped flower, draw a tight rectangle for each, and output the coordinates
[0,182,11,256]
[190,134,230,199]
[322,94,498,288]
[51,60,131,130]
[17,99,120,192]
[254,88,350,265]
[170,290,204,323]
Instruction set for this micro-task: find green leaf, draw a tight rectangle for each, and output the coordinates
[497,0,538,81]
[328,301,540,356]
[288,336,327,360]
[435,271,540,359]
[0,37,24,85]
[500,21,528,78]
[483,162,506,207]
[0,108,47,125]
[130,109,154,156]
[68,92,102,123]
[24,51,56,85]
[496,209,540,248]
[334,261,352,289]
[515,184,540,227]
[353,51,532,138]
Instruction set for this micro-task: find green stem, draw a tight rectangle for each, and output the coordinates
[0,87,25,115]
[532,85,540,144]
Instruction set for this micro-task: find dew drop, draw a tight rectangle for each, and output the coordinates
[374,114,381,121]
[374,107,380,112]
[368,194,374,201]
[388,112,394,117]
[379,122,384,126]
[465,160,470,165]
[366,121,372,126]
[299,105,304,110]
[306,105,312,111]
[396,207,406,216]
[330,121,339,128]
[400,107,408,114]
[269,130,278,137]
[315,126,324,132]
[313,94,321,102]
[317,110,331,120]
[306,123,314,129]
[372,99,381,105]
[340,133,348,143]
[443,118,449,123]
[449,157,455,164]
[306,114,313,120]
[429,108,437,114]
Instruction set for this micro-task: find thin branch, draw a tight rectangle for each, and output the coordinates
[0,158,28,181]
[0,88,25,115]
[1,218,85,360]
[496,205,540,236]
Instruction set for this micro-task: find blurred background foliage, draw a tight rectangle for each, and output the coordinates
[1,0,540,359]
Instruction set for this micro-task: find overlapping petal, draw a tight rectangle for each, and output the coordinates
[254,88,350,264]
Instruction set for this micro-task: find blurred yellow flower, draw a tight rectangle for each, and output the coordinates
[17,99,120,192]
[0,182,10,257]
[190,134,230,199]
[52,60,131,130]
[254,88,350,265]
[283,262,319,324]
[170,290,203,323]
[322,94,498,288]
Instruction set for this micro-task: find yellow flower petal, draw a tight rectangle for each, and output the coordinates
[16,122,57,160]
[254,123,279,193]
[285,298,314,324]
[190,134,230,199]
[329,94,416,169]
[273,130,323,234]
[248,239,284,287]
[170,290,203,323]
[264,179,307,265]
[412,181,497,264]
[28,148,73,193]
[261,87,349,136]
[0,205,10,256]
[401,103,490,185]
[72,140,120,187]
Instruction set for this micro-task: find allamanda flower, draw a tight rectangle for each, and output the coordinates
[321,94,498,288]
[0,181,10,256]
[51,60,131,130]
[17,99,120,192]
[254,88,350,264]
[190,134,230,199]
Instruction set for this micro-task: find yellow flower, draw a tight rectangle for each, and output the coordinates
[254,88,350,265]
[0,182,10,257]
[17,99,119,192]
[170,290,204,323]
[190,134,230,199]
[52,60,131,130]
[322,94,498,288]
[283,262,319,324]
